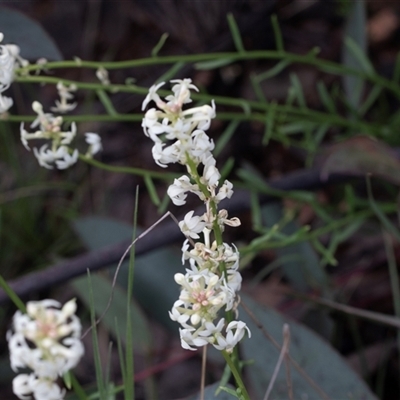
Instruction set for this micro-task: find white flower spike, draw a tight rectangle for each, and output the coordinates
[142,79,250,353]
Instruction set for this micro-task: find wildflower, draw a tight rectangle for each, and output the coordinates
[85,132,102,156]
[0,32,28,93]
[21,101,101,169]
[0,33,16,93]
[96,67,110,85]
[50,82,77,113]
[179,211,206,239]
[142,79,250,353]
[33,145,79,170]
[13,374,66,400]
[8,299,84,399]
[0,93,12,114]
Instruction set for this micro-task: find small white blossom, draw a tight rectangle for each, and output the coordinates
[167,175,202,206]
[13,374,66,400]
[96,67,110,85]
[21,102,100,169]
[8,299,84,399]
[0,93,12,113]
[179,211,206,239]
[50,82,77,113]
[0,34,16,93]
[202,155,220,187]
[85,132,102,156]
[142,81,165,111]
[33,145,79,170]
[213,320,251,353]
[8,299,84,380]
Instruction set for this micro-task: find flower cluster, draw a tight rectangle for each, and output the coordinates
[0,32,27,114]
[7,299,84,400]
[142,79,250,352]
[50,82,77,113]
[20,101,102,169]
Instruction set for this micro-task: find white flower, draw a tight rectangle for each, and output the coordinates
[181,101,216,131]
[166,78,198,110]
[13,374,66,400]
[179,318,226,351]
[12,374,33,400]
[85,132,102,156]
[7,298,84,383]
[213,320,251,353]
[33,145,79,170]
[180,327,209,350]
[0,93,12,113]
[174,270,231,326]
[142,81,166,111]
[167,175,202,206]
[179,211,206,239]
[54,147,79,169]
[50,82,77,113]
[202,155,220,187]
[96,67,110,85]
[215,180,234,202]
[20,102,96,170]
[0,35,16,93]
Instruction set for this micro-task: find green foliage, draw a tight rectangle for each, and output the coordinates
[3,5,400,400]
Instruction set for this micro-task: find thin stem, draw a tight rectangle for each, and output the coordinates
[16,50,400,98]
[79,155,179,180]
[222,350,250,400]
[200,345,207,400]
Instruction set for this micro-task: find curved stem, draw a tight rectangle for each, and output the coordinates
[17,50,400,98]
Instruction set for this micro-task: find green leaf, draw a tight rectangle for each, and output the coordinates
[151,33,169,57]
[241,296,379,400]
[227,13,245,53]
[0,6,63,60]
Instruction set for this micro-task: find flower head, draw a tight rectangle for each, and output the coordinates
[21,102,101,169]
[8,299,84,399]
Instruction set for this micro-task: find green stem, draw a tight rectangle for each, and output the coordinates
[222,350,250,400]
[16,50,400,98]
[79,155,179,180]
[0,274,26,313]
[13,75,383,136]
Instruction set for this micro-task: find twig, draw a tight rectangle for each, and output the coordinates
[200,345,207,400]
[263,323,291,400]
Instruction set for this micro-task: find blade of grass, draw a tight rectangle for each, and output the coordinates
[151,33,169,57]
[87,270,106,400]
[227,13,245,53]
[96,89,118,116]
[214,120,239,157]
[144,174,161,206]
[271,14,284,52]
[157,62,185,83]
[0,274,26,313]
[124,187,139,400]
